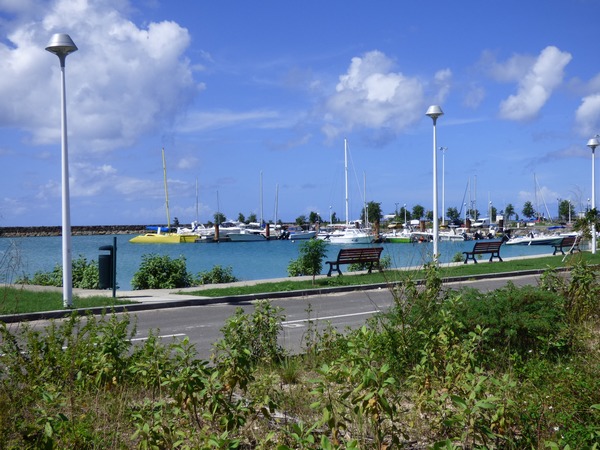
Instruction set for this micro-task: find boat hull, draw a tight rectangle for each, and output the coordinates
[227,232,268,242]
[505,236,563,246]
[288,231,317,240]
[129,233,184,244]
[385,236,412,243]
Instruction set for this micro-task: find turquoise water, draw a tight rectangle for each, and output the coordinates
[0,235,554,290]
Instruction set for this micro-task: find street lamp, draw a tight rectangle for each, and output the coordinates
[426,105,444,261]
[586,136,598,254]
[46,33,77,308]
[439,147,447,226]
[403,203,407,227]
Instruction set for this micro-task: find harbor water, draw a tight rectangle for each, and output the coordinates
[0,235,556,291]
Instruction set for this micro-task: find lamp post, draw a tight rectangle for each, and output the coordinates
[439,147,447,226]
[586,136,598,254]
[46,33,77,308]
[403,203,407,227]
[426,105,444,262]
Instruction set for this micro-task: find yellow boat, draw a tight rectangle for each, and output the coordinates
[129,232,183,244]
[129,148,197,244]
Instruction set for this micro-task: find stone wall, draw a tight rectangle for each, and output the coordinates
[0,225,149,237]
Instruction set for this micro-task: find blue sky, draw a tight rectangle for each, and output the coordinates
[2,0,600,227]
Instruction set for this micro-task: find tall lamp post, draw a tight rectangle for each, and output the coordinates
[426,105,444,262]
[587,136,598,254]
[46,33,77,308]
[439,147,447,226]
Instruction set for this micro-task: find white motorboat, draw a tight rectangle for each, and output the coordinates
[323,227,373,244]
[227,223,279,241]
[227,229,269,242]
[285,226,317,240]
[505,231,572,246]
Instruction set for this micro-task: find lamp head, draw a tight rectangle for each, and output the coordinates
[426,105,444,120]
[587,137,600,151]
[46,33,77,65]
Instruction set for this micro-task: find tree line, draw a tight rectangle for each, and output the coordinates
[174,198,583,229]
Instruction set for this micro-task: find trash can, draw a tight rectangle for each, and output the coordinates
[98,245,114,289]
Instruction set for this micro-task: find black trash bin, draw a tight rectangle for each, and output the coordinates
[98,245,114,290]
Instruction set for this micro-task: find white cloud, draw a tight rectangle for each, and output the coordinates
[575,93,600,137]
[0,0,198,154]
[482,50,534,82]
[322,50,432,139]
[463,83,485,109]
[175,109,282,133]
[498,46,572,121]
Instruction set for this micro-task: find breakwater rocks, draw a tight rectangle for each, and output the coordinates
[0,225,148,237]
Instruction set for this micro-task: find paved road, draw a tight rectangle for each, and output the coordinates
[131,273,542,359]
[4,272,543,360]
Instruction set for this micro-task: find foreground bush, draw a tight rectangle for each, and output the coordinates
[131,253,193,289]
[287,238,328,282]
[0,262,598,448]
[15,255,100,289]
[196,264,238,284]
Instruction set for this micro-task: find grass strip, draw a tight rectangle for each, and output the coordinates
[187,252,600,297]
[0,287,133,315]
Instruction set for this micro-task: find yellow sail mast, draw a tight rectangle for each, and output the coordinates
[162,148,171,230]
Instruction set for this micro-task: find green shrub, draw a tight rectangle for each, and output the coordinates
[348,254,392,272]
[214,300,285,368]
[15,255,100,289]
[196,265,238,284]
[451,283,567,362]
[131,254,193,290]
[287,239,328,283]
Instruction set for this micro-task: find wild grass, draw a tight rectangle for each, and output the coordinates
[0,261,598,448]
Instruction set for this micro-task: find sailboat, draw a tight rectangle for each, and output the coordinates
[227,171,278,241]
[321,139,374,245]
[130,149,197,243]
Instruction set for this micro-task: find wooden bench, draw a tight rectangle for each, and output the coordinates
[463,240,503,264]
[552,235,581,255]
[326,247,383,276]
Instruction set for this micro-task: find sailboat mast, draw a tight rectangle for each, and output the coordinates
[344,138,349,225]
[260,171,264,225]
[363,171,368,227]
[162,148,170,229]
[274,183,279,225]
[195,177,199,223]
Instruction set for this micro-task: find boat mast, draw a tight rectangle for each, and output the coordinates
[274,183,279,225]
[344,138,349,226]
[162,148,170,229]
[363,171,368,228]
[260,170,264,226]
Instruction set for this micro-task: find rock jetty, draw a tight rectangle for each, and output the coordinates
[0,225,149,237]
